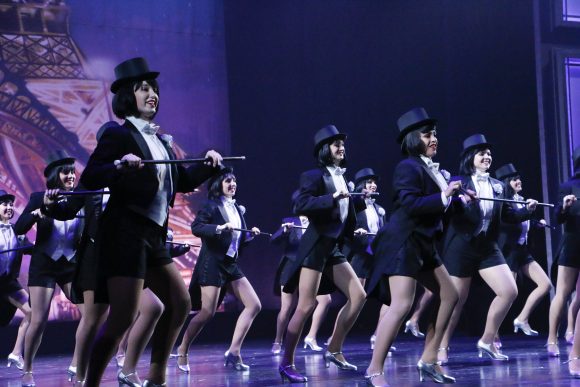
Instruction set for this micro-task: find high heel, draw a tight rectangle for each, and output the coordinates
[116,354,125,368]
[21,371,35,387]
[303,337,323,351]
[370,335,376,350]
[565,357,580,378]
[224,351,250,371]
[416,359,456,383]
[477,340,508,361]
[545,342,560,357]
[324,351,357,370]
[271,342,282,354]
[169,353,190,373]
[67,366,77,382]
[73,380,85,386]
[7,353,24,370]
[513,318,539,336]
[436,347,449,365]
[566,331,575,345]
[142,381,166,387]
[117,371,142,387]
[404,320,425,338]
[278,364,307,383]
[365,372,389,386]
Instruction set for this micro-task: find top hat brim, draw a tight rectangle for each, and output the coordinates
[110,71,160,93]
[355,174,380,185]
[313,133,347,156]
[0,194,15,203]
[43,157,76,177]
[461,141,492,156]
[396,118,437,144]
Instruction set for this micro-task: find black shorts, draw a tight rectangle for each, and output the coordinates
[557,233,580,269]
[302,236,347,272]
[28,253,75,289]
[99,211,172,279]
[443,233,506,277]
[381,233,443,278]
[505,244,535,272]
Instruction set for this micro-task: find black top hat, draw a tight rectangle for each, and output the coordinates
[110,57,159,93]
[44,150,76,177]
[354,168,380,186]
[313,125,347,156]
[396,107,437,144]
[0,190,15,203]
[461,134,492,156]
[495,163,519,181]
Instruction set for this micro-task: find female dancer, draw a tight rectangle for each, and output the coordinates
[271,215,332,354]
[349,168,390,349]
[438,134,537,364]
[495,163,551,337]
[547,146,580,358]
[80,57,222,386]
[364,107,461,386]
[15,151,83,387]
[0,190,32,372]
[278,124,366,383]
[174,167,261,372]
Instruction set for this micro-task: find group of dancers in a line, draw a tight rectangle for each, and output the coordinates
[1,56,580,386]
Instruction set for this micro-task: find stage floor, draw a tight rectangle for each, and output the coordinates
[0,335,577,386]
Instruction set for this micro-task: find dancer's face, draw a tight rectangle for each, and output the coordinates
[420,130,438,158]
[365,179,377,193]
[473,149,492,173]
[222,176,237,198]
[134,80,159,120]
[330,139,345,165]
[510,177,522,193]
[59,168,76,191]
[0,201,14,222]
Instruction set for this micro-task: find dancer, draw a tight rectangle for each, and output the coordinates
[349,168,390,349]
[403,287,433,339]
[495,163,551,337]
[364,107,461,386]
[566,287,580,345]
[15,151,83,387]
[547,146,580,358]
[80,57,222,386]
[278,124,366,383]
[174,167,261,372]
[438,134,537,364]
[270,215,332,354]
[0,190,32,372]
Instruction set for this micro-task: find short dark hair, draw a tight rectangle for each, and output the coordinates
[459,147,490,175]
[355,178,376,193]
[501,175,520,198]
[316,142,347,167]
[46,163,75,189]
[401,126,435,156]
[112,78,159,119]
[207,172,236,200]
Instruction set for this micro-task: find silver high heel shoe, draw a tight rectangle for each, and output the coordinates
[116,354,125,368]
[565,357,580,378]
[545,341,560,357]
[117,371,142,387]
[513,318,539,336]
[436,347,449,365]
[370,335,376,350]
[404,320,425,338]
[21,371,35,387]
[6,353,24,370]
[324,351,357,370]
[67,366,77,382]
[271,342,282,355]
[364,372,388,386]
[477,340,508,361]
[279,364,308,383]
[417,359,456,383]
[169,353,190,373]
[142,381,166,387]
[303,337,323,351]
[224,351,250,371]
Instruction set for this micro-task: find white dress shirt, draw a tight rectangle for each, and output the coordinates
[514,194,530,245]
[219,197,242,258]
[472,173,494,235]
[326,166,349,222]
[419,155,450,208]
[0,224,16,275]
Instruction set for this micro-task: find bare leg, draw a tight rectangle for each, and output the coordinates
[280,268,322,367]
[176,285,220,366]
[410,288,434,325]
[365,276,416,385]
[85,277,143,387]
[566,277,580,342]
[143,263,191,384]
[7,289,30,359]
[439,276,472,363]
[515,261,551,322]
[226,277,261,356]
[273,289,296,345]
[548,266,578,345]
[121,288,164,384]
[567,303,580,373]
[304,294,331,342]
[72,290,108,381]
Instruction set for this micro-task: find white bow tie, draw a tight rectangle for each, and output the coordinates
[365,198,375,206]
[224,198,236,208]
[332,167,346,176]
[142,123,160,135]
[427,161,440,172]
[476,173,490,182]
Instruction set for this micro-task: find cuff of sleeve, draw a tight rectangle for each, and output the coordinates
[215,226,222,234]
[441,192,451,209]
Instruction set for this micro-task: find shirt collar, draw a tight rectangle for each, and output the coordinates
[127,116,155,133]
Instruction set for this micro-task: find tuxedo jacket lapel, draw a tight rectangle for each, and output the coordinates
[419,161,443,192]
[322,168,336,194]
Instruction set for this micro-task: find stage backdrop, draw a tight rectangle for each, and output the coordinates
[0,0,230,321]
